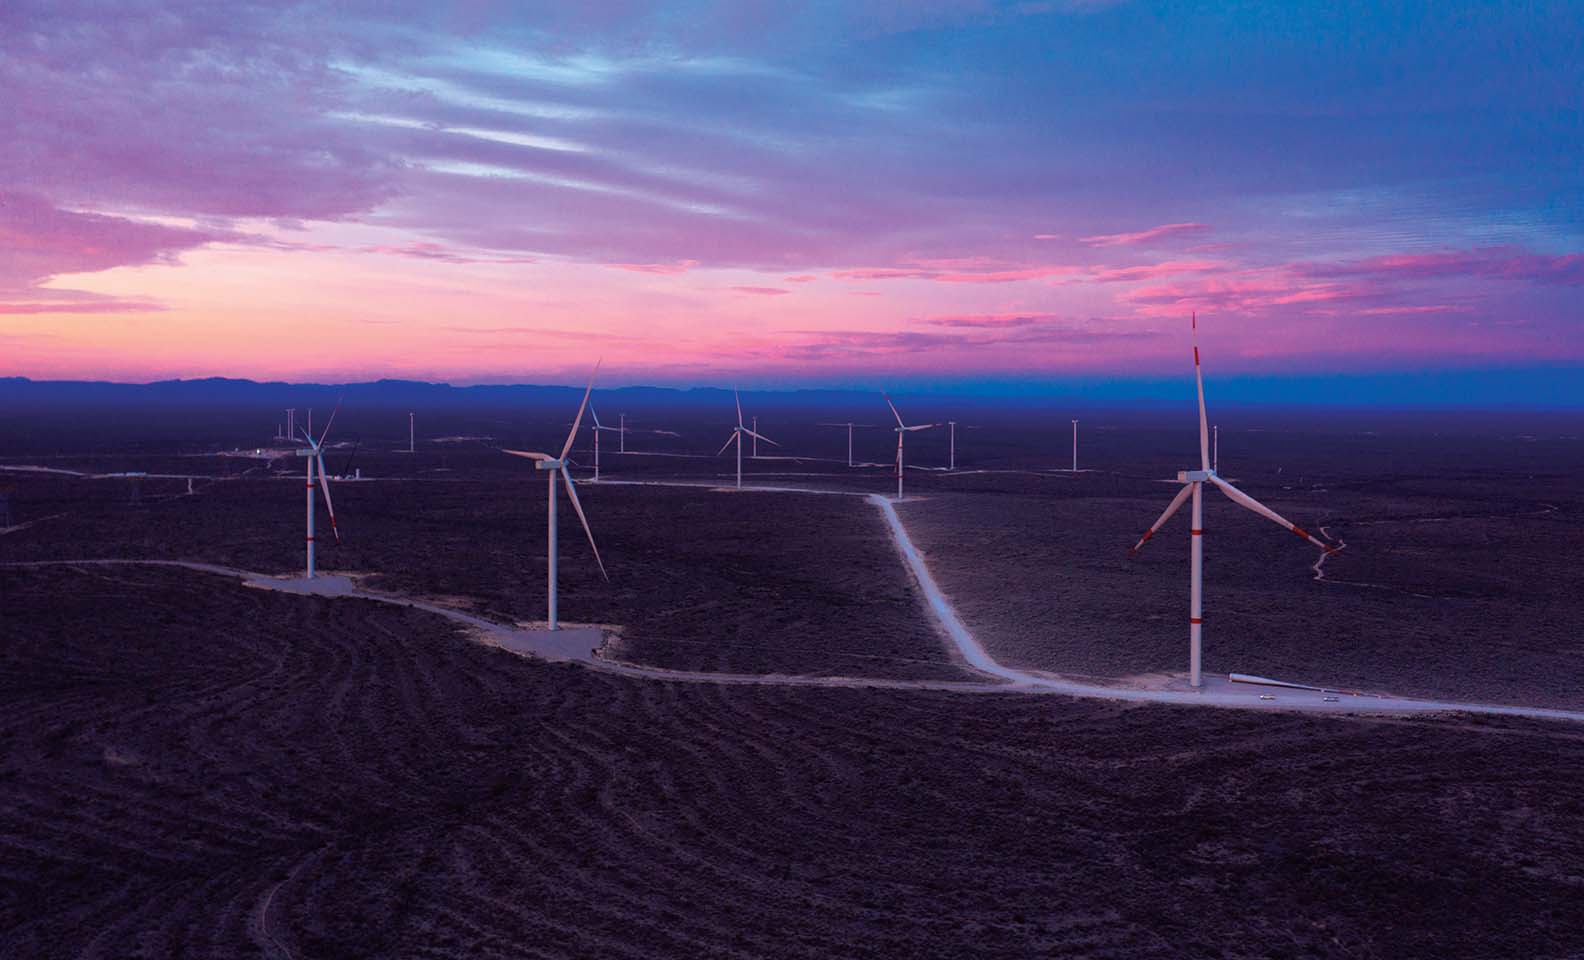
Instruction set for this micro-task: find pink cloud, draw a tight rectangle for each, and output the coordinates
[0,299,166,315]
[357,241,537,265]
[782,275,817,283]
[1087,260,1226,283]
[0,191,220,301]
[1079,222,1209,247]
[731,286,790,295]
[832,258,1085,284]
[923,313,1061,328]
[608,260,700,274]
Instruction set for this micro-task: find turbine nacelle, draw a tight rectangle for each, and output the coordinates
[1177,468,1214,482]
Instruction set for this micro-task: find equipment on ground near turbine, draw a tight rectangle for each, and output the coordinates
[588,406,622,481]
[1072,419,1079,472]
[1127,314,1335,688]
[295,405,343,579]
[816,422,876,467]
[883,392,939,501]
[716,390,778,489]
[502,364,609,631]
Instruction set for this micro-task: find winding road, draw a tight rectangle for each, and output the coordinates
[8,475,1584,724]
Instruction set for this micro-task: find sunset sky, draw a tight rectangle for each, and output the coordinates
[4,1,1581,395]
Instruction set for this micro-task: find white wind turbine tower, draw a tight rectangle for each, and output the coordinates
[502,364,608,631]
[1127,314,1336,687]
[295,406,343,579]
[948,420,957,471]
[817,421,875,467]
[587,406,622,481]
[883,392,939,501]
[716,390,778,489]
[1071,419,1079,472]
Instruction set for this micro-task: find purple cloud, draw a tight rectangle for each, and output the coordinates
[1079,222,1210,247]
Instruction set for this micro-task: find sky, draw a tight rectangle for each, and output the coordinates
[3,0,1582,398]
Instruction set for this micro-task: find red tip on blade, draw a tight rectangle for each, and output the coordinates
[1192,311,1197,330]
[1293,526,1309,538]
[1193,346,1200,366]
[1190,617,1203,625]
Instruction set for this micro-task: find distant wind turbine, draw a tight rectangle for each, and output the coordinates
[503,364,608,631]
[296,404,343,579]
[883,392,939,501]
[817,421,876,467]
[1127,315,1336,687]
[588,405,622,481]
[716,389,778,489]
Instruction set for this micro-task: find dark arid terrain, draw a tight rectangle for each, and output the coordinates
[6,564,1584,959]
[3,392,1584,958]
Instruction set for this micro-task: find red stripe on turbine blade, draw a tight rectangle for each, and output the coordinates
[1190,617,1203,625]
[1193,346,1200,366]
[305,536,315,542]
[1292,526,1309,538]
[1191,528,1203,535]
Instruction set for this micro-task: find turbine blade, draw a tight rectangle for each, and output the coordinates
[734,388,743,428]
[1128,483,1193,556]
[1209,475,1334,551]
[561,466,608,581]
[589,405,603,430]
[715,432,738,457]
[882,391,904,428]
[315,452,341,544]
[1193,312,1209,471]
[562,360,601,461]
[503,449,553,461]
[904,423,937,432]
[317,398,343,448]
[741,428,779,447]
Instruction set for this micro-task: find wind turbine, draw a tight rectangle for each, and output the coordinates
[588,406,622,481]
[883,392,938,501]
[716,389,778,489]
[1127,314,1336,687]
[817,421,875,467]
[503,364,608,631]
[1071,419,1079,472]
[948,421,957,471]
[296,405,342,580]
